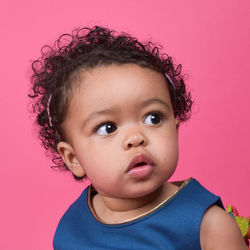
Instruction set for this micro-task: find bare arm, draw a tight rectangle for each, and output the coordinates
[200,205,248,250]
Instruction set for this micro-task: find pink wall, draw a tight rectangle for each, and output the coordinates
[0,0,249,249]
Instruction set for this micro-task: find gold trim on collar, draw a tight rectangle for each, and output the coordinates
[88,178,192,225]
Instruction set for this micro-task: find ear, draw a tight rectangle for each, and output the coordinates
[57,141,85,177]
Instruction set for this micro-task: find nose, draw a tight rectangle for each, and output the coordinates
[122,130,148,150]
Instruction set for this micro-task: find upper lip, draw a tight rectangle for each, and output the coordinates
[126,153,155,172]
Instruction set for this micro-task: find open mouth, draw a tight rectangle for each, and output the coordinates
[133,162,147,167]
[127,154,154,171]
[126,154,155,178]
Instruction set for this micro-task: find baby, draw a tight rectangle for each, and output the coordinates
[29,26,247,249]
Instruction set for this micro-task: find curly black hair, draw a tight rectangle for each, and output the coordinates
[29,25,193,180]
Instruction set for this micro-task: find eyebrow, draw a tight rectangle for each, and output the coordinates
[82,98,171,128]
[140,98,171,111]
[82,109,116,129]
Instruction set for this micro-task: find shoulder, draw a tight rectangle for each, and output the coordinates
[53,188,89,248]
[54,187,89,234]
[200,205,248,250]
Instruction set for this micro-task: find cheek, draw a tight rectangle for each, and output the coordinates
[153,131,179,161]
[78,144,118,180]
[156,136,179,179]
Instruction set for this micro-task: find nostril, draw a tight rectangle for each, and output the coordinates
[139,139,144,145]
[127,139,144,148]
[125,134,147,149]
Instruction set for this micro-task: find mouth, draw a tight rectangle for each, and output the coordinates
[126,154,155,178]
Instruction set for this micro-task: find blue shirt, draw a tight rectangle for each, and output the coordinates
[53,178,223,249]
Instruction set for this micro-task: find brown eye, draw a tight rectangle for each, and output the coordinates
[144,112,162,125]
[96,122,117,135]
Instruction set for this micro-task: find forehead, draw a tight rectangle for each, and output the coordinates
[75,63,169,99]
[67,64,172,119]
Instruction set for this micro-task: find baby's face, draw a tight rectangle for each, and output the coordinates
[59,63,179,199]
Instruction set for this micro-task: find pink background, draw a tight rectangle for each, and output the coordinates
[0,0,249,249]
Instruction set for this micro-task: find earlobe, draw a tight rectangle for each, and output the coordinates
[57,141,85,177]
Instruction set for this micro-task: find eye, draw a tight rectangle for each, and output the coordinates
[95,122,117,135]
[144,112,162,125]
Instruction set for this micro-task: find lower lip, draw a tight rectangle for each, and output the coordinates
[127,164,153,179]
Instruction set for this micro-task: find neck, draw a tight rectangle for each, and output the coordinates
[91,182,178,224]
[101,186,164,212]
